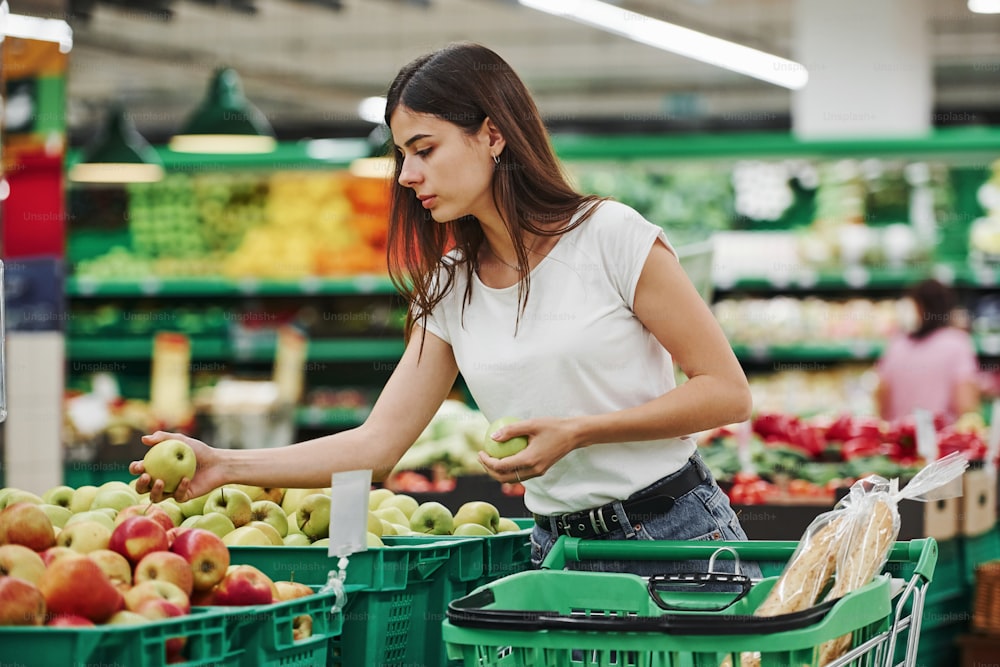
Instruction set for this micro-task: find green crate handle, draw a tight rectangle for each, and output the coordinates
[542,536,937,582]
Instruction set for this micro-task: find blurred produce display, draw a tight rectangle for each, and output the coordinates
[971,158,1000,263]
[714,296,905,347]
[391,400,491,478]
[699,410,989,505]
[69,170,389,280]
[746,364,878,417]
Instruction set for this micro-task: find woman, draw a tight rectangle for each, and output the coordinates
[876,278,980,424]
[132,42,758,578]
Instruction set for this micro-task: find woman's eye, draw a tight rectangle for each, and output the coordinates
[416,148,432,158]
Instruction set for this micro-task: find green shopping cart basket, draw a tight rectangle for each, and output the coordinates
[443,537,938,667]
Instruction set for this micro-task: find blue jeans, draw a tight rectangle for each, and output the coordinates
[530,453,763,586]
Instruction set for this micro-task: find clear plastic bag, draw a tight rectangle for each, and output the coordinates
[745,452,969,667]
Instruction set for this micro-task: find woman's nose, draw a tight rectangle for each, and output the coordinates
[398,158,421,188]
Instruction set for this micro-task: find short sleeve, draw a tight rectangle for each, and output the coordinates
[595,201,676,308]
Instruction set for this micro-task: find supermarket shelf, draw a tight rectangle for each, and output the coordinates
[714,263,1000,293]
[732,334,1000,362]
[295,405,372,429]
[66,337,405,362]
[66,274,399,298]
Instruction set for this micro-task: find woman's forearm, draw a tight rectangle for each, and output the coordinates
[572,373,752,448]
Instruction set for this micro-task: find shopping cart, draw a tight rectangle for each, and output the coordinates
[443,536,937,667]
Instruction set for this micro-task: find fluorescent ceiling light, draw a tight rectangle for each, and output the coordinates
[359,96,388,124]
[968,0,1000,13]
[519,0,808,90]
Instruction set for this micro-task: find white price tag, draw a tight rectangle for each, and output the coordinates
[987,399,1000,477]
[328,469,373,559]
[914,409,938,461]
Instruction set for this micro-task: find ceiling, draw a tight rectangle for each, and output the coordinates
[43,0,1000,145]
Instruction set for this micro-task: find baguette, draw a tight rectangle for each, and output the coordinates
[753,513,845,617]
[818,498,897,666]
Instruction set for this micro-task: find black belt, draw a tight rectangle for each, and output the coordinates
[533,461,706,539]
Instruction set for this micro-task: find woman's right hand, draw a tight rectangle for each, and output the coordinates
[129,431,226,503]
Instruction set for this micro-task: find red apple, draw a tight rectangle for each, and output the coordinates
[46,613,95,627]
[190,587,217,606]
[0,544,47,585]
[165,526,189,549]
[169,528,229,592]
[134,598,188,655]
[40,546,81,567]
[0,502,56,552]
[38,557,124,623]
[274,580,314,602]
[213,565,275,606]
[109,516,169,566]
[0,576,46,625]
[115,503,175,533]
[87,549,133,592]
[134,551,194,597]
[124,579,191,614]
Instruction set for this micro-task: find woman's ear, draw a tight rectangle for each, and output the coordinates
[483,116,506,157]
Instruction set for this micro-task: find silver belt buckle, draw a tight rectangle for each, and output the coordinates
[588,507,609,535]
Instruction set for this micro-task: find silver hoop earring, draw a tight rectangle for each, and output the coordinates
[493,154,500,165]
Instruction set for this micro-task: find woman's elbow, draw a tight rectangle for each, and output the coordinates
[729,383,753,423]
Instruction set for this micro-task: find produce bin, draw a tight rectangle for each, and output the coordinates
[228,536,482,667]
[443,537,938,667]
[199,585,356,667]
[0,606,238,667]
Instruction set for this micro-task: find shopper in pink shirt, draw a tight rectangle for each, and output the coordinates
[876,279,980,424]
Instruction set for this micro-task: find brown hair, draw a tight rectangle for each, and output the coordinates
[908,278,958,340]
[383,42,604,341]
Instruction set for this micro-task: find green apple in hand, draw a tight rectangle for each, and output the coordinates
[483,417,529,459]
[296,494,331,541]
[409,502,454,535]
[143,439,197,496]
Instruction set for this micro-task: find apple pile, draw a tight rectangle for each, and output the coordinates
[367,489,523,543]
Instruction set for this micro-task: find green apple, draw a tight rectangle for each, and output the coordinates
[368,488,395,511]
[391,523,412,536]
[64,511,115,532]
[296,494,331,541]
[249,521,284,546]
[0,489,44,509]
[157,499,184,527]
[38,504,73,529]
[181,512,236,539]
[311,538,330,548]
[97,481,133,495]
[282,533,311,546]
[373,506,410,529]
[56,520,112,553]
[204,487,253,528]
[453,523,495,536]
[90,489,139,514]
[281,488,324,516]
[42,486,76,509]
[285,512,303,535]
[367,512,383,537]
[93,507,119,520]
[142,439,197,495]
[483,416,529,459]
[250,500,288,537]
[366,532,384,547]
[178,492,210,519]
[409,502,454,535]
[227,484,266,502]
[69,486,100,514]
[377,494,419,519]
[453,501,500,533]
[497,517,522,533]
[222,525,272,547]
[379,520,396,536]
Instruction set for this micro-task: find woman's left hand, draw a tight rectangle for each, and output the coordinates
[478,416,581,483]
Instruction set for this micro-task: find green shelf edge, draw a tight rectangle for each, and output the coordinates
[66,337,405,362]
[66,274,399,297]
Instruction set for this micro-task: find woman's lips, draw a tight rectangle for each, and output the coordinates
[419,195,437,208]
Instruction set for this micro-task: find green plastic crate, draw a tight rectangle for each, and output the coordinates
[443,537,938,667]
[228,537,483,667]
[201,585,354,667]
[0,606,238,667]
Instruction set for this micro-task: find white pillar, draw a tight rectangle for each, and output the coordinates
[792,0,932,139]
[5,331,64,494]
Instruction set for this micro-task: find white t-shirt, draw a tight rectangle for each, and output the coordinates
[423,200,697,515]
